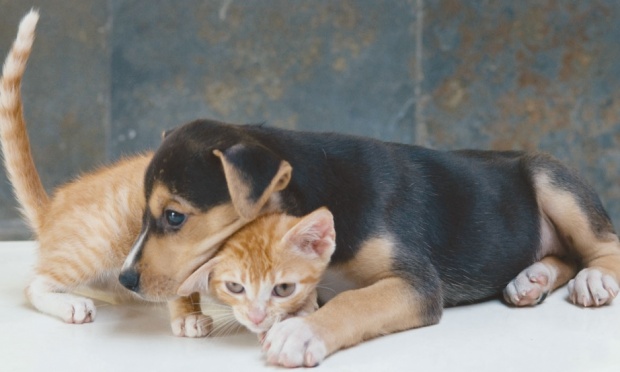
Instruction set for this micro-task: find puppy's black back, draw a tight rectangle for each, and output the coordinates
[158,121,545,305]
[234,126,541,304]
[397,149,541,305]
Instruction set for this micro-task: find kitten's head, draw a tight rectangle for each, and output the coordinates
[178,208,335,334]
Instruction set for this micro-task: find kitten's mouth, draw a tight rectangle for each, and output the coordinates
[244,321,272,334]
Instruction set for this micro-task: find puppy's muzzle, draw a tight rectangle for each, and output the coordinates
[120,223,148,293]
[119,269,141,293]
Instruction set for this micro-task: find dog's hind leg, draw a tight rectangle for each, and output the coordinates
[531,154,620,307]
[503,256,578,306]
[568,266,620,306]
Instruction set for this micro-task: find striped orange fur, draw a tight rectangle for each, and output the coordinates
[0,10,152,324]
[179,208,336,335]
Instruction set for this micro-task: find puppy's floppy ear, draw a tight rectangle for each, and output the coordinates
[282,207,336,261]
[177,257,223,296]
[213,143,292,220]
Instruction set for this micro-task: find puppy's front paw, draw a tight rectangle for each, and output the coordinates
[568,268,619,307]
[504,262,553,306]
[171,313,213,337]
[263,317,327,368]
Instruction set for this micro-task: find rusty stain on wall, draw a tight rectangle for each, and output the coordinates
[1,0,620,238]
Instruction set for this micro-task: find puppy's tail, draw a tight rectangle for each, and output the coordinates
[0,10,49,233]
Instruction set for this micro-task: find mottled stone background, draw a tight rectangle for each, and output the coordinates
[1,0,619,239]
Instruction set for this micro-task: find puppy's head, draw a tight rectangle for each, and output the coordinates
[119,120,292,300]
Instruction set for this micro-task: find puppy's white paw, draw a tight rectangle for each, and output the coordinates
[171,314,213,337]
[504,262,553,306]
[263,317,327,368]
[568,268,619,307]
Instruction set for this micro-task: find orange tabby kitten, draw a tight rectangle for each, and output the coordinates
[178,208,336,335]
[0,11,210,335]
[0,10,147,323]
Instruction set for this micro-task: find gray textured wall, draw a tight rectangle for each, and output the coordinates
[1,0,619,239]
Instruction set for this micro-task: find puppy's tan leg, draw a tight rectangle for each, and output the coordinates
[168,293,213,337]
[263,277,441,367]
[534,167,620,307]
[504,256,578,306]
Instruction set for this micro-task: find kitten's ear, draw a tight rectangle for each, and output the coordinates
[213,143,292,220]
[282,207,336,260]
[177,257,223,296]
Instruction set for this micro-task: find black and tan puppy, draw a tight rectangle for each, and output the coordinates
[120,119,620,367]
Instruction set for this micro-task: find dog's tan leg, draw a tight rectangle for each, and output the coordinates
[504,255,578,306]
[263,277,441,367]
[534,168,620,307]
[168,293,213,337]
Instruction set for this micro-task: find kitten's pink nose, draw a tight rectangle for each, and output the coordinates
[248,309,266,325]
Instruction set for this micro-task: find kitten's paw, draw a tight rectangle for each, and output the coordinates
[57,297,96,324]
[263,317,327,368]
[171,314,213,337]
[568,268,619,307]
[26,278,96,324]
[503,262,553,306]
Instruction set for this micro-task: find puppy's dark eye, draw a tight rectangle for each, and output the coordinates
[226,282,244,294]
[272,283,296,297]
[165,210,186,227]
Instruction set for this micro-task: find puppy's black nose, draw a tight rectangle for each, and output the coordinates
[119,269,141,292]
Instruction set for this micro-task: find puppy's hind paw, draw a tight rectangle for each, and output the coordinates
[171,313,213,338]
[568,268,619,307]
[504,262,553,306]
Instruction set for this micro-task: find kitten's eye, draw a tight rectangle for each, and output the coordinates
[165,210,186,227]
[225,282,244,294]
[272,283,296,297]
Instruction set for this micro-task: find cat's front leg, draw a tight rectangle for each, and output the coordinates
[168,293,213,337]
[263,277,442,367]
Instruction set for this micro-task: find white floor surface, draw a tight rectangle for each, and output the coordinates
[1,241,619,372]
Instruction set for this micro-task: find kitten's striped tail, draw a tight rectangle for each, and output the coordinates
[0,10,49,234]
